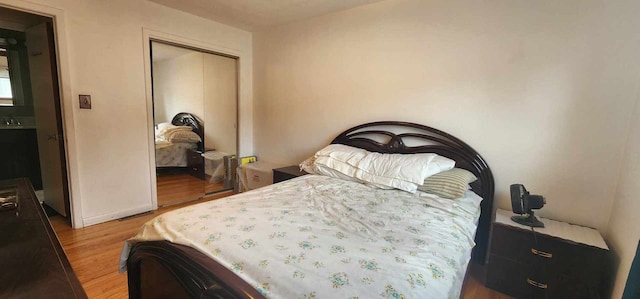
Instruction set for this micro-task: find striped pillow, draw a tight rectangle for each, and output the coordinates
[417,168,477,199]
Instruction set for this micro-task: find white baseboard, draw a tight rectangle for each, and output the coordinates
[82,205,154,227]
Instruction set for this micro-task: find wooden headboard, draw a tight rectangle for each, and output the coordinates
[171,112,204,150]
[331,121,495,264]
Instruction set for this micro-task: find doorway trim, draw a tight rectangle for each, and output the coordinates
[0,1,82,227]
[142,28,249,209]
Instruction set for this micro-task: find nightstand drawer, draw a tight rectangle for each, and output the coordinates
[487,255,599,299]
[188,152,201,162]
[491,223,607,287]
[547,274,602,299]
[186,149,205,180]
[189,164,203,179]
[536,235,606,283]
[491,224,607,277]
[486,254,546,298]
[490,224,539,264]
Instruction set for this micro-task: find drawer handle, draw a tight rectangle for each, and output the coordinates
[531,248,553,258]
[527,278,548,289]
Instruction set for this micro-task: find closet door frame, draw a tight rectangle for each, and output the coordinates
[143,29,244,210]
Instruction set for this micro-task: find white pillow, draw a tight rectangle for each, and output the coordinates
[300,156,357,181]
[311,144,455,193]
[156,122,173,132]
[155,122,171,139]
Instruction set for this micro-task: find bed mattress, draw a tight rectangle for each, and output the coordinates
[155,142,197,167]
[121,175,482,298]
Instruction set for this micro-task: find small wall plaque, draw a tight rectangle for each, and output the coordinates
[79,95,91,109]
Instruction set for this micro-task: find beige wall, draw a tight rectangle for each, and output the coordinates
[153,51,204,123]
[0,0,252,226]
[607,98,640,298]
[254,0,640,233]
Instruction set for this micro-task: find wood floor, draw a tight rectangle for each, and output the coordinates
[51,197,512,299]
[156,173,227,207]
[50,192,231,298]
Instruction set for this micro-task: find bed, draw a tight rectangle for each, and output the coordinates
[123,121,494,298]
[155,113,204,168]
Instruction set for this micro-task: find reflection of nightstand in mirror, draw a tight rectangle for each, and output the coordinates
[187,149,205,179]
[272,166,307,184]
[187,148,216,180]
[486,209,613,298]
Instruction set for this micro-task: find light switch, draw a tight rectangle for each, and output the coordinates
[79,94,91,109]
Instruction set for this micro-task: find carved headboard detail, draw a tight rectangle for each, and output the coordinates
[171,112,204,150]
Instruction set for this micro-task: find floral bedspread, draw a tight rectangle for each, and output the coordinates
[120,175,482,299]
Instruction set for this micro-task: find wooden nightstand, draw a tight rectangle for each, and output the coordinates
[186,148,205,179]
[486,209,612,298]
[272,166,307,184]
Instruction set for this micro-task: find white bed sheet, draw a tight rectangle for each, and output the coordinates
[121,175,482,299]
[155,142,197,167]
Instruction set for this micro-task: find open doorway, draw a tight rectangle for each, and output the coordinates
[0,6,70,221]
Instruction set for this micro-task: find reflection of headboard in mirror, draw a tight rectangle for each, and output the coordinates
[171,112,204,150]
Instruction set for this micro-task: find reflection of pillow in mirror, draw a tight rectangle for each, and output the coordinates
[156,122,172,131]
[157,125,192,140]
[167,130,201,143]
[155,122,171,139]
[162,125,192,134]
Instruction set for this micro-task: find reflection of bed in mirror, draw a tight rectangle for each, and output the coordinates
[155,113,203,169]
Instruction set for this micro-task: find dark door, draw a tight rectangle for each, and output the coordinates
[25,22,69,217]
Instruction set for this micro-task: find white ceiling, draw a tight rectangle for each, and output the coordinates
[148,0,386,31]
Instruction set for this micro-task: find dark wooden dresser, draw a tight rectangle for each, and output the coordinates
[486,209,612,299]
[0,129,43,190]
[272,165,307,184]
[0,178,86,298]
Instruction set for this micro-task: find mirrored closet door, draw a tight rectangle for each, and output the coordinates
[151,41,238,207]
